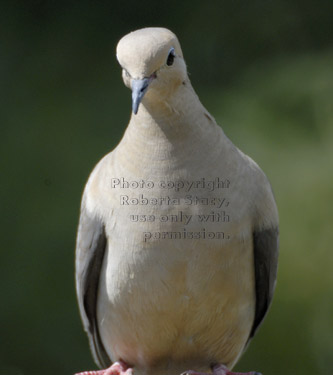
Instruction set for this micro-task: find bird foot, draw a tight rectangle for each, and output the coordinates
[75,360,133,375]
[181,364,262,375]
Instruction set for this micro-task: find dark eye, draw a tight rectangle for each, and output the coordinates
[166,48,175,66]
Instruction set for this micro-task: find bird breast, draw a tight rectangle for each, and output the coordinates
[90,147,256,373]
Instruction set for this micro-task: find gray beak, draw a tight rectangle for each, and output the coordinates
[131,76,154,115]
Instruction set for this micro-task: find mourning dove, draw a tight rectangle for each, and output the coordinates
[75,27,279,375]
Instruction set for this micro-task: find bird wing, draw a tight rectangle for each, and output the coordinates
[249,226,279,339]
[75,197,111,368]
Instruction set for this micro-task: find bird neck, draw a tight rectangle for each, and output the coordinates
[116,81,224,173]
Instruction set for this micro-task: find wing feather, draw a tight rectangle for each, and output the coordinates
[250,227,279,338]
[75,201,111,368]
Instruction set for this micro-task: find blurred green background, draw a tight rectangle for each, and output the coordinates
[1,1,333,375]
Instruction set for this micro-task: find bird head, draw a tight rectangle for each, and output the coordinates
[116,27,187,115]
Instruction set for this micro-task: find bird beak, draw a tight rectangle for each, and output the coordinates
[131,75,155,115]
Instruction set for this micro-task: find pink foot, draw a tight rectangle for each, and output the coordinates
[182,364,262,375]
[75,360,133,375]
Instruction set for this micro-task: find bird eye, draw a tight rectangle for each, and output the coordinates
[166,48,175,66]
[124,69,131,78]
